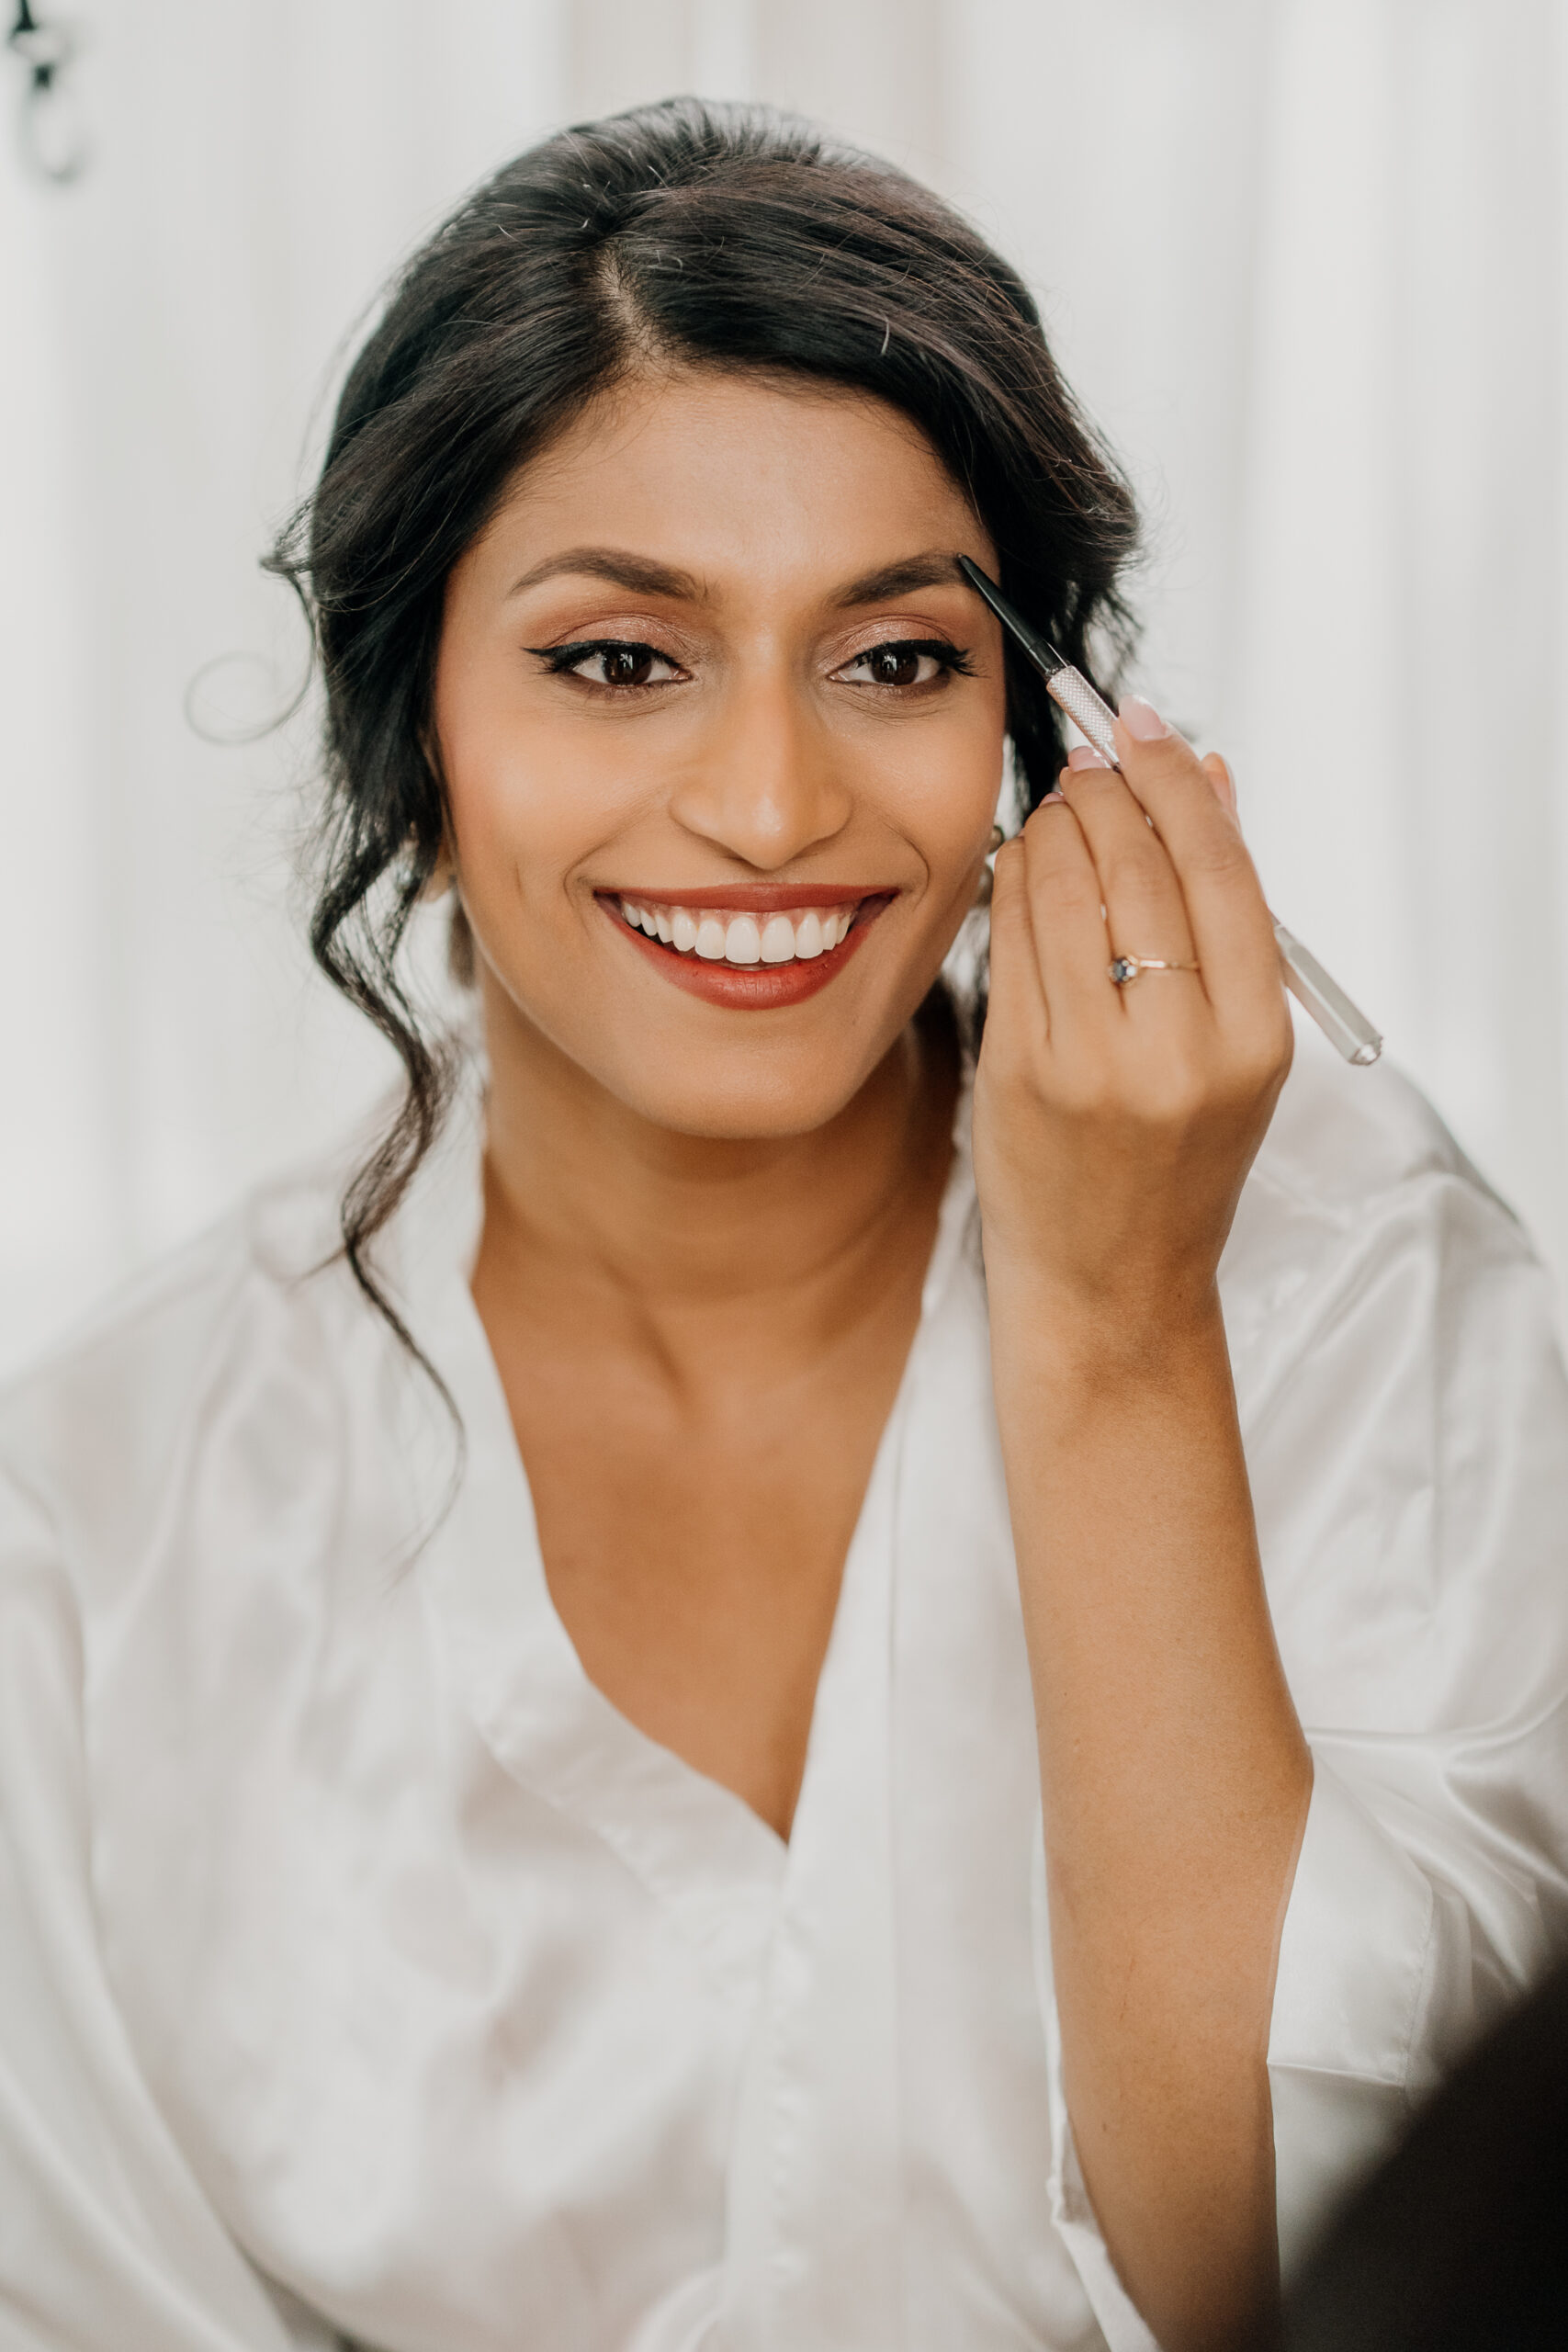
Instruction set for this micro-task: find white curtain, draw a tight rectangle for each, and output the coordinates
[4,0,1565,1371]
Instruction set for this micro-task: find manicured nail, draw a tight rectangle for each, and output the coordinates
[1118,695,1168,742]
[1210,754,1237,815]
[1066,742,1110,772]
[1038,789,1066,805]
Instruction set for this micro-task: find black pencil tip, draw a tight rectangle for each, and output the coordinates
[953,556,1066,680]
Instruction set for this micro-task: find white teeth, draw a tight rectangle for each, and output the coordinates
[618,899,861,965]
[724,915,762,966]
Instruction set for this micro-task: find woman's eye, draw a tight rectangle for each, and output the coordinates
[837,639,970,688]
[534,640,685,688]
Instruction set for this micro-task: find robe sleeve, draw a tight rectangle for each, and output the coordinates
[0,1466,321,2352]
[1258,1161,1568,2273]
[1037,1146,1568,2347]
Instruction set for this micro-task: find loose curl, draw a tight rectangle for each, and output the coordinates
[266,96,1139,1350]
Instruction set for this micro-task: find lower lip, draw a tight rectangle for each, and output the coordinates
[600,898,889,1008]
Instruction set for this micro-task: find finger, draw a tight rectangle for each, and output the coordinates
[1201,751,1236,818]
[1015,782,1119,1043]
[984,832,1050,1052]
[1058,749,1200,1001]
[1110,700,1280,1021]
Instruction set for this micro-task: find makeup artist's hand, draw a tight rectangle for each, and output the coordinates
[972,699,1292,1327]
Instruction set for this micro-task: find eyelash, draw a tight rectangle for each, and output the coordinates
[528,640,686,689]
[526,637,976,693]
[838,639,976,688]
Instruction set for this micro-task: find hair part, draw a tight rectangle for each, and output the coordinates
[266,95,1139,1346]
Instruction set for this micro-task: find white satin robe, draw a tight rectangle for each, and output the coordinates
[3,1021,1567,2352]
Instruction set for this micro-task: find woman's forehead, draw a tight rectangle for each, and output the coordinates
[465,371,984,608]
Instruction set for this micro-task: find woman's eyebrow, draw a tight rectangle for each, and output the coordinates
[503,547,968,608]
[832,552,969,606]
[504,548,703,602]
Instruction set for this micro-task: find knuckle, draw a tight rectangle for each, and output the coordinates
[1141,1057,1209,1126]
[983,1039,1031,1096]
[1248,1022,1292,1082]
[1232,999,1295,1085]
[1054,1069,1120,1122]
[1021,801,1071,848]
[1100,842,1169,901]
[1118,735,1195,793]
[976,1012,1032,1091]
[1186,829,1253,883]
[1212,1042,1291,1120]
[1033,863,1101,922]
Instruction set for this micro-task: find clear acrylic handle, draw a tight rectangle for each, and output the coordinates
[1272,922,1382,1065]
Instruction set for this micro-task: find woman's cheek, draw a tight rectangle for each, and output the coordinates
[878,748,1001,914]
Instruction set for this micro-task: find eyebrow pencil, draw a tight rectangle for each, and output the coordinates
[957,558,1382,1067]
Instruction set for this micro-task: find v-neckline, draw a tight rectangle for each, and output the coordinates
[396,1070,978,2006]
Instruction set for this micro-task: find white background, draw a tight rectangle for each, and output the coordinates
[4,0,1566,1370]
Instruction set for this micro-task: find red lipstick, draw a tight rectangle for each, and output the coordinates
[597,889,892,1010]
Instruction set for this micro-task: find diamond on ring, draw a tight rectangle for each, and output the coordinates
[1108,954,1201,987]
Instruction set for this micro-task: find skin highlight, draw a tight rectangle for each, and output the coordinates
[434,367,1309,2352]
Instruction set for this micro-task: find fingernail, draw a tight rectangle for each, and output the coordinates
[1038,789,1066,805]
[1118,695,1168,742]
[1066,743,1110,771]
[1210,755,1237,816]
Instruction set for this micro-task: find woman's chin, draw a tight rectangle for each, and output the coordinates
[476,927,946,1144]
[592,1048,898,1147]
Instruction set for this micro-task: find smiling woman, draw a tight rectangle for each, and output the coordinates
[433,377,1006,1134]
[3,96,1567,2352]
[265,102,1134,1344]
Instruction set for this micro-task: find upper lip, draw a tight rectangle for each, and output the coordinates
[594,883,893,912]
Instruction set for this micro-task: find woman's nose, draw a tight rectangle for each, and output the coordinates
[665,670,853,871]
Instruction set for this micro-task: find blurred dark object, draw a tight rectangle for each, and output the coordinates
[1276,1956,1568,2350]
[7,0,88,182]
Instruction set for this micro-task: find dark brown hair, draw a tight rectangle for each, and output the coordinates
[267,96,1138,1347]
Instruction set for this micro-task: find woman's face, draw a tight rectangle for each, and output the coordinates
[433,368,1007,1139]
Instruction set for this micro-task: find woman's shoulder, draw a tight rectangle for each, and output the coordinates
[1221,1014,1557,1400]
[0,1133,378,1570]
[1229,1018,1529,1289]
[1255,1019,1515,1227]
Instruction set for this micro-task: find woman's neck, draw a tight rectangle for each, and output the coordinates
[472,978,959,1381]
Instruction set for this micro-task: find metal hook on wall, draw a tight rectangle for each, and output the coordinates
[8,1,89,183]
